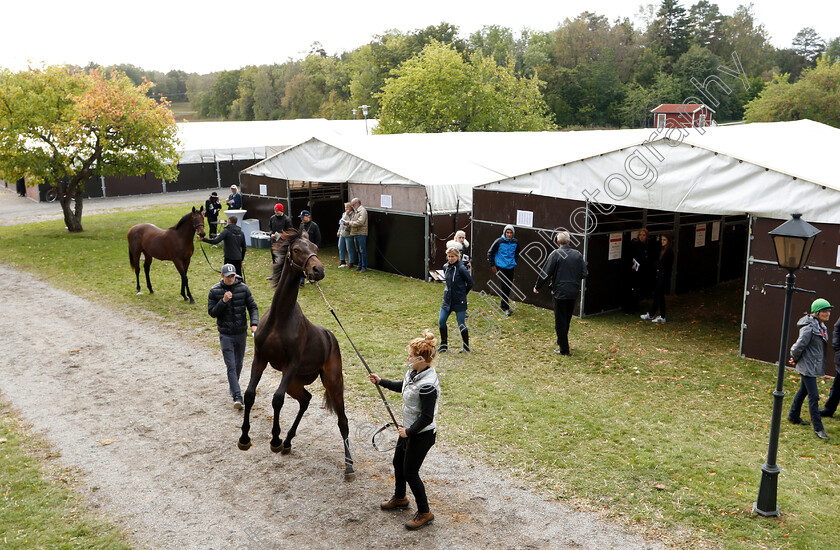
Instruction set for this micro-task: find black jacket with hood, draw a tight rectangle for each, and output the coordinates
[204,223,246,261]
[207,276,259,335]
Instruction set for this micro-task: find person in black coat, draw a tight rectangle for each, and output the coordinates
[205,192,222,237]
[207,264,259,408]
[641,233,674,324]
[268,203,292,264]
[533,231,588,355]
[438,246,474,352]
[819,316,840,419]
[624,227,651,312]
[203,216,247,281]
[298,210,321,247]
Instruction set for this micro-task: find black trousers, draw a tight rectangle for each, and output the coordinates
[207,215,218,237]
[393,429,436,513]
[649,278,667,318]
[554,298,576,353]
[496,267,515,311]
[822,369,840,415]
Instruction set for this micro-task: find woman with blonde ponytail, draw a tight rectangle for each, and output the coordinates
[369,330,441,530]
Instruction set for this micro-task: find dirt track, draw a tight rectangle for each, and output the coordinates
[0,189,666,549]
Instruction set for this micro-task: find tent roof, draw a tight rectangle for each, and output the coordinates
[175,119,374,164]
[241,129,657,213]
[478,120,840,224]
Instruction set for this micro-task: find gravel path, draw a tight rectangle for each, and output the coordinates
[0,188,666,549]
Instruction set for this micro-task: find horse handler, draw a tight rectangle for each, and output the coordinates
[369,331,440,530]
[208,264,259,410]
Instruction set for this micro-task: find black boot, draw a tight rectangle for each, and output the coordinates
[459,328,470,353]
[438,326,448,352]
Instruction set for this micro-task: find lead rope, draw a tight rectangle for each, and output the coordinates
[313,281,401,433]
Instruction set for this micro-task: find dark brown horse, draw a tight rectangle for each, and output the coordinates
[238,230,354,479]
[127,207,205,304]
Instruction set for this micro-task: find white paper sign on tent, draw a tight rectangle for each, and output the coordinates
[695,224,707,247]
[259,184,267,196]
[516,210,533,227]
[608,232,622,260]
[711,221,720,241]
[381,194,392,209]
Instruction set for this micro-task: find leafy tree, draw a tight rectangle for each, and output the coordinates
[375,41,555,133]
[774,48,809,81]
[649,0,691,66]
[208,70,242,118]
[0,66,179,232]
[619,73,682,127]
[744,57,840,127]
[827,38,840,63]
[792,27,825,65]
[717,4,773,77]
[687,0,727,53]
[468,25,516,67]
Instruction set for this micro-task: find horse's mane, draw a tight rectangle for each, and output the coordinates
[271,229,304,287]
[172,211,194,231]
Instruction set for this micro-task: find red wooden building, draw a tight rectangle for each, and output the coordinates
[651,104,715,129]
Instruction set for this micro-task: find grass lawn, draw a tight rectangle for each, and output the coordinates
[0,400,131,549]
[0,202,838,549]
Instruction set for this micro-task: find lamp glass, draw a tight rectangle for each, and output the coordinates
[772,234,808,270]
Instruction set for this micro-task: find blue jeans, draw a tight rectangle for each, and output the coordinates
[338,235,355,264]
[439,308,467,332]
[219,332,247,401]
[354,235,368,268]
[789,375,824,432]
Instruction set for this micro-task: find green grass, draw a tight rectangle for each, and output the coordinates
[1,203,839,549]
[0,400,131,549]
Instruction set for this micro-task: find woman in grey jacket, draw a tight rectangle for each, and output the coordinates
[788,298,833,440]
[369,331,440,530]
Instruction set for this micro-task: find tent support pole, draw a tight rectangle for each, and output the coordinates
[215,159,221,188]
[671,212,681,294]
[424,203,430,282]
[580,200,590,318]
[717,216,725,284]
[739,215,755,357]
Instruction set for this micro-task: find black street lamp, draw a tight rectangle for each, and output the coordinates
[754,213,820,517]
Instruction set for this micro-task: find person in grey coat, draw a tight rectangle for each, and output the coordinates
[533,231,588,356]
[788,298,833,440]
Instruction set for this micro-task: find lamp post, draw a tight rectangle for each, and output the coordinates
[754,212,820,517]
[360,104,369,135]
[352,108,357,120]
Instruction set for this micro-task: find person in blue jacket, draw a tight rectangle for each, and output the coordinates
[226,185,243,210]
[788,298,832,440]
[487,224,519,316]
[439,246,473,352]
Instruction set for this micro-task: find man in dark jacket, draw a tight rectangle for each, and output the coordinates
[298,210,321,247]
[203,216,247,281]
[208,264,259,409]
[819,316,840,419]
[268,203,292,264]
[533,231,588,356]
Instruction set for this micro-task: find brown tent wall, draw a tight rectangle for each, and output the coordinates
[472,188,748,316]
[742,217,840,376]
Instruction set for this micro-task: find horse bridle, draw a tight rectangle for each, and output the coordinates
[287,249,318,273]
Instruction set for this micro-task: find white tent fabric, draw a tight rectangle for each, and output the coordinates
[241,129,656,213]
[478,120,840,224]
[175,119,375,164]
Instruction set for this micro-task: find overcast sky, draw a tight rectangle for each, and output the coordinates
[3,1,837,74]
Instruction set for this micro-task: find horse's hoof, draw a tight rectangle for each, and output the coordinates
[237,440,252,451]
[270,442,284,453]
[136,291,142,296]
[189,299,195,305]
[280,443,291,455]
[344,470,356,481]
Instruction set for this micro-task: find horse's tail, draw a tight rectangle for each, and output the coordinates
[323,390,336,415]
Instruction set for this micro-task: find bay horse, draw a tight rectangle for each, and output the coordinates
[238,229,354,479]
[127,206,205,304]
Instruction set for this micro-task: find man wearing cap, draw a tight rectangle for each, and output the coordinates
[208,264,259,409]
[205,192,222,238]
[203,216,247,281]
[298,210,321,247]
[226,185,242,210]
[348,197,369,273]
[788,298,833,440]
[268,203,292,265]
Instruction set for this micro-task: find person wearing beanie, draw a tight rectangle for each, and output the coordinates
[487,224,519,316]
[268,203,292,265]
[788,298,833,440]
[205,192,222,238]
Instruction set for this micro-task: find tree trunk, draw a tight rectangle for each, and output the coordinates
[59,182,84,232]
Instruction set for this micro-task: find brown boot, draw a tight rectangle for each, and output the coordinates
[405,510,434,530]
[380,495,409,510]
